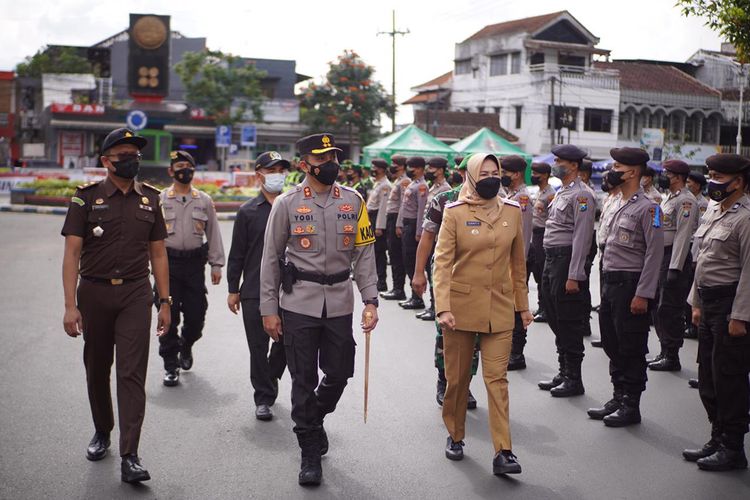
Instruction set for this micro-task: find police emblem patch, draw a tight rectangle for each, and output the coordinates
[619,231,630,243]
[296,206,312,214]
[343,236,351,246]
[418,184,428,195]
[293,226,305,234]
[305,225,316,233]
[95,198,104,205]
[339,204,353,213]
[343,224,355,233]
[577,196,588,212]
[300,237,312,249]
[142,196,149,205]
[519,195,530,211]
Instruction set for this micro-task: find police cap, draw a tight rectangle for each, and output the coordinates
[610,147,650,167]
[371,158,388,170]
[256,150,290,170]
[500,155,527,172]
[687,171,707,187]
[170,150,196,167]
[705,154,750,174]
[296,133,342,156]
[551,144,587,161]
[100,127,147,154]
[426,156,448,169]
[531,162,551,174]
[406,156,426,168]
[662,159,690,175]
[391,154,407,166]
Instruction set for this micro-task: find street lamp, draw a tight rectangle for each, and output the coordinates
[736,63,746,155]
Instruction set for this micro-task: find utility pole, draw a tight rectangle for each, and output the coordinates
[737,64,746,155]
[549,76,556,148]
[378,10,409,133]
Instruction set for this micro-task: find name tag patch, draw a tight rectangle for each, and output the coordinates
[466,221,481,226]
[92,205,109,210]
[139,204,154,212]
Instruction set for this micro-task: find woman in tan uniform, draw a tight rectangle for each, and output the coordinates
[434,153,533,475]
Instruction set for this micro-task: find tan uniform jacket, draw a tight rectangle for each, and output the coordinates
[434,199,529,333]
[660,189,699,270]
[366,176,391,230]
[161,186,225,271]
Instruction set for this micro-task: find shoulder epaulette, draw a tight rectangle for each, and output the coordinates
[142,182,161,193]
[340,184,364,202]
[76,180,101,190]
[503,199,521,208]
[445,201,465,209]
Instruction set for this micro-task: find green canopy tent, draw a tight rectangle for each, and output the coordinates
[362,125,457,165]
[450,127,533,182]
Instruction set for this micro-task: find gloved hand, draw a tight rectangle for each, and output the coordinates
[666,269,680,285]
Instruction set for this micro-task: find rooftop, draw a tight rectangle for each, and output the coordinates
[463,11,567,42]
[593,61,720,96]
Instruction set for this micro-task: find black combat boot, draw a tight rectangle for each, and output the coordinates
[436,373,447,407]
[646,351,664,364]
[697,436,748,471]
[296,429,322,486]
[688,378,699,389]
[587,387,623,420]
[508,352,526,371]
[550,364,584,398]
[603,394,641,427]
[539,355,565,390]
[649,350,681,371]
[683,437,721,462]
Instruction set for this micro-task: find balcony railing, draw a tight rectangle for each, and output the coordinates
[529,63,620,90]
[720,144,750,156]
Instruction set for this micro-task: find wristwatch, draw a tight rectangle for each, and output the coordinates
[159,296,173,306]
[363,298,379,307]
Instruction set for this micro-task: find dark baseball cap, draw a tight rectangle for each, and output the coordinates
[100,127,147,154]
[256,151,291,170]
[170,150,195,167]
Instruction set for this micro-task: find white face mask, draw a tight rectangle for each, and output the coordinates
[262,172,287,193]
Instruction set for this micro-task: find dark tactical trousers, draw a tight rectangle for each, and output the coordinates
[655,246,691,356]
[697,285,750,450]
[425,247,435,309]
[581,235,597,336]
[684,260,698,335]
[528,228,546,310]
[242,299,287,406]
[78,277,152,456]
[281,310,355,433]
[541,246,589,374]
[511,311,527,355]
[599,272,651,398]
[386,213,406,291]
[158,255,208,371]
[402,218,418,287]
[369,210,389,287]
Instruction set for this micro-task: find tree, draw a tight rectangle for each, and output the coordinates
[175,50,267,125]
[300,50,395,154]
[16,46,92,77]
[676,0,750,62]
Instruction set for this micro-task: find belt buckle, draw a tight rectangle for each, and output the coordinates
[110,278,124,285]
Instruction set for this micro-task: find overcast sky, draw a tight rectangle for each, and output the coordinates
[2,0,723,125]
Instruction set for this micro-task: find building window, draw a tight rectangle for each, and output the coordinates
[547,105,579,130]
[455,59,471,75]
[530,52,545,66]
[514,105,522,129]
[477,106,485,113]
[490,54,508,76]
[493,106,502,115]
[510,52,521,74]
[558,54,586,68]
[583,108,613,132]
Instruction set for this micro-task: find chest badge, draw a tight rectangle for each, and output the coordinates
[343,235,352,246]
[95,198,104,205]
[142,196,150,205]
[339,204,353,213]
[93,226,104,237]
[297,206,312,214]
[305,225,316,233]
[343,224,355,233]
[300,237,312,249]
[293,226,305,235]
[471,229,480,235]
[502,221,508,227]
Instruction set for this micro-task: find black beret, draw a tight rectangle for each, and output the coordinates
[500,155,527,172]
[296,133,342,156]
[406,156,426,168]
[687,171,707,187]
[551,144,587,161]
[371,158,388,169]
[531,162,551,174]
[350,166,362,176]
[662,159,690,175]
[705,154,750,174]
[170,150,196,167]
[101,127,147,154]
[256,150,290,170]
[390,154,407,166]
[610,147,650,167]
[454,156,464,167]
[426,156,448,168]
[580,159,593,173]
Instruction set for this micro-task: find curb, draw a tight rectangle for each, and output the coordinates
[0,204,237,221]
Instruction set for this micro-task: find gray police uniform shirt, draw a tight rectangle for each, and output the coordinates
[532,184,556,230]
[688,194,750,321]
[602,189,664,299]
[259,179,378,319]
[643,185,663,204]
[397,177,429,236]
[386,174,410,214]
[597,192,623,248]
[427,179,451,206]
[161,186,225,272]
[660,189,699,270]
[505,184,533,253]
[690,199,717,263]
[543,178,597,281]
[366,176,391,231]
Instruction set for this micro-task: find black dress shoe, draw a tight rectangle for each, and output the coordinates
[538,373,564,391]
[121,455,151,483]
[587,398,621,420]
[377,281,388,292]
[649,357,681,371]
[603,398,641,427]
[507,353,526,371]
[86,431,110,461]
[493,450,522,475]
[179,347,193,371]
[400,298,425,310]
[255,404,273,421]
[688,378,699,389]
[380,289,406,301]
[697,445,748,471]
[647,352,664,364]
[163,369,179,387]
[467,390,477,410]
[683,438,720,462]
[420,309,436,321]
[684,326,698,339]
[533,311,548,323]
[320,426,328,456]
[436,379,446,407]
[445,437,464,461]
[550,378,585,397]
[590,338,603,348]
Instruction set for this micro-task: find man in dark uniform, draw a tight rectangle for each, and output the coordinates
[538,144,596,397]
[529,162,555,322]
[227,151,289,421]
[683,154,750,471]
[587,148,663,427]
[61,127,170,483]
[159,151,225,386]
[346,165,368,199]
[381,155,409,301]
[260,133,379,486]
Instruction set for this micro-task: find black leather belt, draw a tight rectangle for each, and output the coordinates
[294,269,351,286]
[403,217,416,224]
[533,227,545,234]
[698,284,738,301]
[602,271,641,284]
[544,246,572,257]
[167,243,208,259]
[81,276,144,286]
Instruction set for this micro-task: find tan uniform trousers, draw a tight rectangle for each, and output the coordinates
[442,328,512,452]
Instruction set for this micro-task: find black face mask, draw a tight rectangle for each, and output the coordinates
[406,168,415,180]
[707,177,739,202]
[601,181,611,193]
[500,175,513,188]
[424,171,436,183]
[174,168,194,185]
[112,156,140,179]
[475,177,501,199]
[346,174,355,182]
[388,166,399,175]
[530,175,541,186]
[606,170,626,188]
[657,174,671,190]
[309,161,339,186]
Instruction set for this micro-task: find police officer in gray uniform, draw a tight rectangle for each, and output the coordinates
[684,171,709,339]
[381,155,409,301]
[587,148,664,427]
[530,162,555,322]
[397,156,429,310]
[500,155,533,370]
[366,158,392,292]
[683,154,750,472]
[159,151,225,386]
[260,133,379,486]
[538,144,596,397]
[649,160,699,371]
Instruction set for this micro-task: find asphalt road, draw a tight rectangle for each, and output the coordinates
[0,212,748,499]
